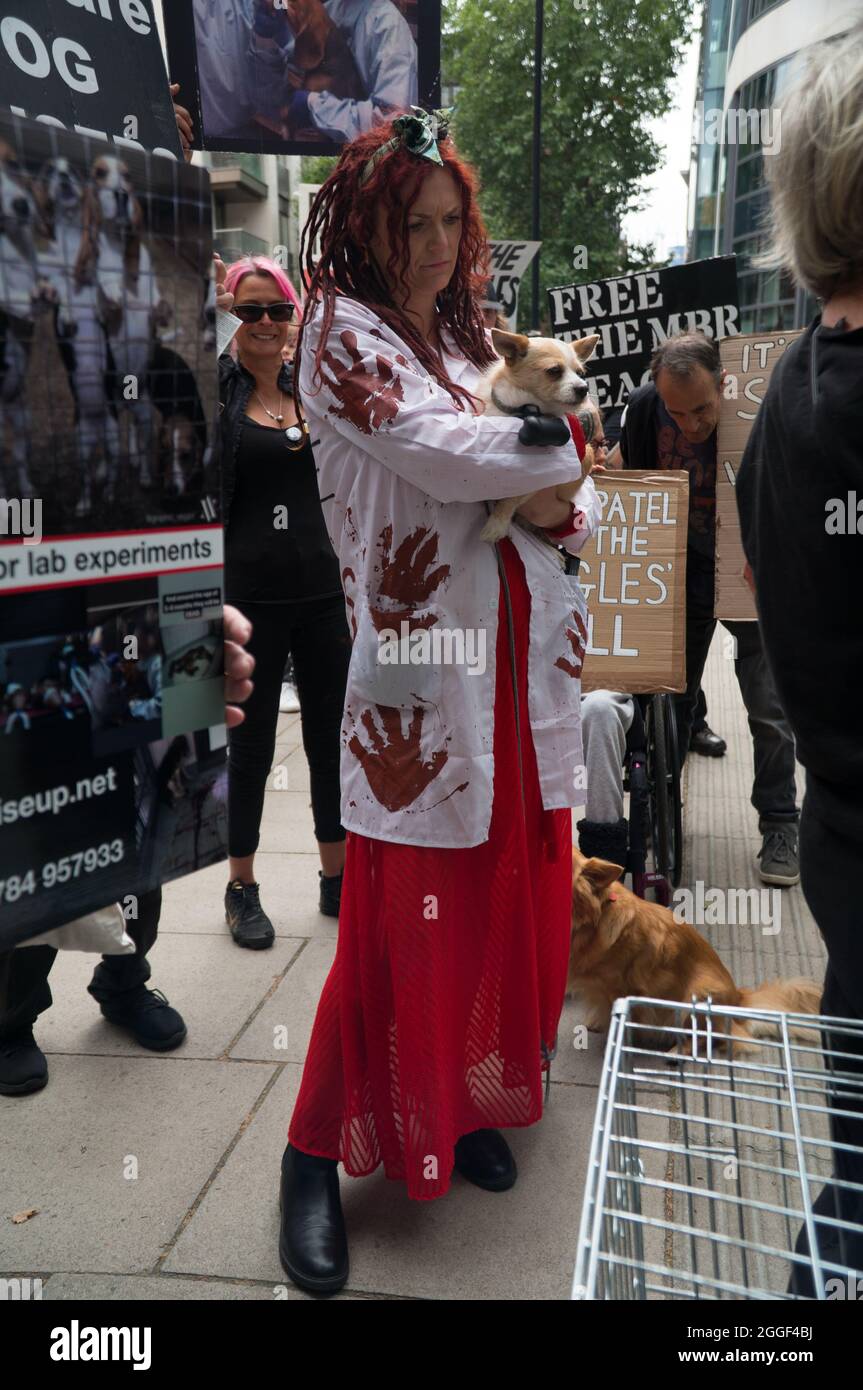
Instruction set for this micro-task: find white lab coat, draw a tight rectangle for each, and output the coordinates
[305,0,417,143]
[298,295,600,849]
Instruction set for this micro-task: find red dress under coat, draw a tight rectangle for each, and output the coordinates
[288,536,573,1200]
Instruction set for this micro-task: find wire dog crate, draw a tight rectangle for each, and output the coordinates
[573,997,863,1300]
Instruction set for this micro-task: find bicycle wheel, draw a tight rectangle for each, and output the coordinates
[646,695,671,882]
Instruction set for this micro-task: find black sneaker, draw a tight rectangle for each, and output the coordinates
[757,822,800,886]
[318,870,343,919]
[225,879,275,949]
[0,1028,48,1096]
[98,986,187,1051]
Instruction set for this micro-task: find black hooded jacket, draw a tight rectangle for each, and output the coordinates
[736,315,863,838]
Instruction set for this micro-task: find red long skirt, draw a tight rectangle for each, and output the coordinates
[288,537,573,1201]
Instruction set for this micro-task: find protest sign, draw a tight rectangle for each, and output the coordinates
[715,328,804,620]
[547,256,739,410]
[0,111,224,949]
[579,471,689,694]
[486,240,541,328]
[0,0,181,157]
[165,0,442,157]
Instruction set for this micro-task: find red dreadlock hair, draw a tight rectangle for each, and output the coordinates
[294,118,497,420]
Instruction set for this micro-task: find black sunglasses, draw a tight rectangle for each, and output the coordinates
[233,301,295,324]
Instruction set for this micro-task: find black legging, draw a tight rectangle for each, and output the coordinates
[227,594,351,857]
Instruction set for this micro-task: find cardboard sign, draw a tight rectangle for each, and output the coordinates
[579,471,689,694]
[165,0,442,157]
[547,256,739,410]
[0,0,182,158]
[715,329,804,620]
[487,240,541,328]
[0,111,224,949]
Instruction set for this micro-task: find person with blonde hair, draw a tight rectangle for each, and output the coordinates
[737,18,863,1294]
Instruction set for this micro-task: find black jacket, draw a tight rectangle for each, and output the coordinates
[618,383,660,472]
[218,351,294,526]
[737,316,863,836]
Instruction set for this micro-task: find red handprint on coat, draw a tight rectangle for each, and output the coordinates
[369,523,450,633]
[348,705,448,811]
[555,608,588,679]
[321,329,407,435]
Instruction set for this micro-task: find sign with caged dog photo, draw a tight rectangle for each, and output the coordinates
[0,111,227,949]
[578,470,689,695]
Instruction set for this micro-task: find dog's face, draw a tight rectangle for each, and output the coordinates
[490,329,600,416]
[41,158,85,220]
[91,156,135,225]
[0,140,36,229]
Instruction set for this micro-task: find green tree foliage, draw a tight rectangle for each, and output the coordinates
[443,0,695,328]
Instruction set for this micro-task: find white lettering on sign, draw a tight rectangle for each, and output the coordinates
[64,0,152,34]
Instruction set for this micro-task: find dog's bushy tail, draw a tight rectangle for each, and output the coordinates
[734,977,823,1045]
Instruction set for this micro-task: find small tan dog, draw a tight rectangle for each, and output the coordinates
[567,849,822,1055]
[476,329,601,543]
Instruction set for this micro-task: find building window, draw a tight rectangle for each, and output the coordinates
[731,0,786,52]
[725,57,798,332]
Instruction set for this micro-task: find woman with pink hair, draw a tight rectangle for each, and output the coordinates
[218,255,350,947]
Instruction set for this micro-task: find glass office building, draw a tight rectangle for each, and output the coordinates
[687,0,856,330]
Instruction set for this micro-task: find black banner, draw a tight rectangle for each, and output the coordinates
[165,0,442,157]
[548,256,740,411]
[0,112,224,948]
[0,0,181,158]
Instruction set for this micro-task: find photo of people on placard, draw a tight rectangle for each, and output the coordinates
[133,728,229,892]
[81,602,163,754]
[0,115,216,532]
[186,0,422,150]
[0,636,89,736]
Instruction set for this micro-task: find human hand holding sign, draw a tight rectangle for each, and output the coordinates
[224,605,255,727]
[213,254,234,314]
[170,83,194,163]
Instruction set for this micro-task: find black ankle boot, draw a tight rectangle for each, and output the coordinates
[576,817,628,874]
[279,1143,348,1295]
[318,870,343,919]
[453,1128,517,1191]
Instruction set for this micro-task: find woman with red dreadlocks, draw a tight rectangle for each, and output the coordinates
[279,108,600,1294]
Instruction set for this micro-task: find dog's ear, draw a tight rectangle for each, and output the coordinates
[580,856,625,892]
[571,334,600,364]
[491,327,530,364]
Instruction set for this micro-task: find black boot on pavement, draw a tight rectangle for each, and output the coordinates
[453,1128,517,1191]
[318,870,343,918]
[225,879,275,948]
[690,724,727,757]
[279,1142,349,1295]
[0,1028,48,1096]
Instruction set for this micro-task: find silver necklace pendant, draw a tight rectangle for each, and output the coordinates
[285,424,304,445]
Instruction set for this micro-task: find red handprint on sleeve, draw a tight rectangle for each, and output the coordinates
[321,329,406,435]
[348,705,448,811]
[555,608,588,679]
[369,523,450,633]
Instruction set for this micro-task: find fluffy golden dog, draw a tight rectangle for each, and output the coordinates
[567,849,822,1055]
